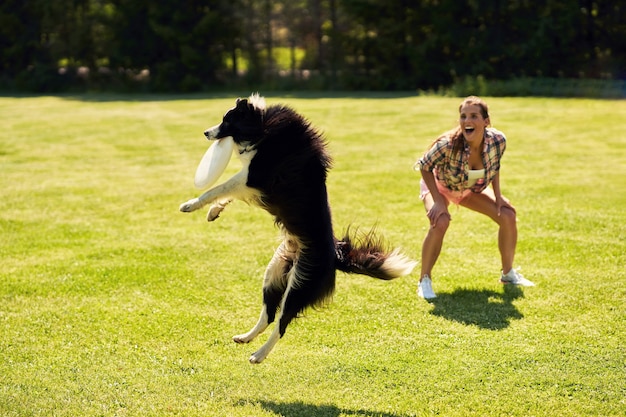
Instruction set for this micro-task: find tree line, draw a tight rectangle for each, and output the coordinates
[1,0,624,92]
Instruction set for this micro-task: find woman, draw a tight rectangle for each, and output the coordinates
[413,96,534,299]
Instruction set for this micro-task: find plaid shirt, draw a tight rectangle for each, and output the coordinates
[414,128,506,193]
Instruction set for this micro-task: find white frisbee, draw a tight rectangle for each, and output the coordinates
[194,136,235,189]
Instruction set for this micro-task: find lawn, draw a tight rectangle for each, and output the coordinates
[0,93,624,417]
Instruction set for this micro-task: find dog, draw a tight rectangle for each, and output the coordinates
[180,94,416,363]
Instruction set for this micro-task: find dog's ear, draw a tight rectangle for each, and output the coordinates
[236,98,248,109]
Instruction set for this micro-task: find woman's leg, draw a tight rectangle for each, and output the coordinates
[459,190,517,274]
[420,193,451,280]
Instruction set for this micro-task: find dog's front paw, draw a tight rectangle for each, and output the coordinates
[179,198,201,213]
[207,204,225,222]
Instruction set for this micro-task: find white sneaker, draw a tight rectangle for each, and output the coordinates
[500,268,535,287]
[418,275,437,299]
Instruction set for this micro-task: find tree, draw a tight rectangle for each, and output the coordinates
[1,0,624,92]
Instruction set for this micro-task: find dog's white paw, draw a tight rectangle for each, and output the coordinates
[179,198,201,213]
[207,204,224,222]
[249,345,271,364]
[249,353,265,364]
[232,333,254,344]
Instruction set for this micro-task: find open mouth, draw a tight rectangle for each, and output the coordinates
[464,127,475,135]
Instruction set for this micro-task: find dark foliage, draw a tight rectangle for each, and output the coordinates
[0,0,623,93]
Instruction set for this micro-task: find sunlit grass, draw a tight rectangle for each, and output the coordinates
[224,47,307,73]
[1,94,624,416]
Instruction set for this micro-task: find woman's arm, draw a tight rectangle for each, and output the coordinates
[421,169,445,204]
[421,169,450,226]
[491,171,515,216]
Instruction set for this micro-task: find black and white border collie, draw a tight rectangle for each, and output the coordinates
[180,94,416,363]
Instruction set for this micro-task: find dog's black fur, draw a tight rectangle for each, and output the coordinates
[180,94,416,363]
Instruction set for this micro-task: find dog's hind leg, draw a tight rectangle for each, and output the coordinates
[233,305,270,345]
[249,319,283,364]
[249,246,336,364]
[232,274,287,345]
[233,238,295,345]
[248,274,298,364]
[249,265,313,364]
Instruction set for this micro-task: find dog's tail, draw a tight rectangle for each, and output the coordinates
[334,227,417,280]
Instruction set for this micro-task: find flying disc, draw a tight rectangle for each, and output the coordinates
[194,136,235,189]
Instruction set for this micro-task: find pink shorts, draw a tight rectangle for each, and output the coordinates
[419,179,473,205]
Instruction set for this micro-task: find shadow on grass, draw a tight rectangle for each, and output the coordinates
[427,285,525,330]
[256,400,403,417]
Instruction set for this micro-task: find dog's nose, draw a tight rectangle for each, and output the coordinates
[204,130,210,137]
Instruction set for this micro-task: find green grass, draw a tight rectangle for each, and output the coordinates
[1,93,625,417]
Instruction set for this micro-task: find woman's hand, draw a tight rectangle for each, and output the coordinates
[427,200,451,227]
[495,195,516,216]
[491,172,515,216]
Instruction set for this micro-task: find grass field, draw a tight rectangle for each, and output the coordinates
[1,93,624,417]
